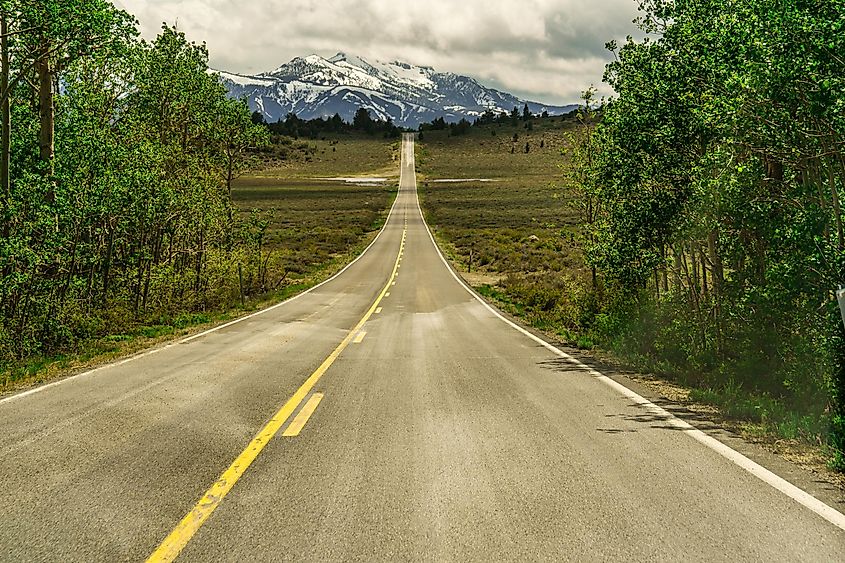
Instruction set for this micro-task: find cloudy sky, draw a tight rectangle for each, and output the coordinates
[111,0,643,105]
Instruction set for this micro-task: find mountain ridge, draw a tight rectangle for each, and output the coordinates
[214,52,577,128]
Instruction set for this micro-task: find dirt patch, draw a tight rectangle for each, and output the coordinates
[429,178,496,183]
[314,176,388,185]
[461,271,505,287]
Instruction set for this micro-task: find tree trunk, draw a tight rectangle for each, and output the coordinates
[672,245,683,290]
[826,160,844,253]
[707,229,724,355]
[36,36,55,177]
[101,225,114,308]
[142,259,152,312]
[238,262,244,307]
[133,225,146,314]
[226,155,235,249]
[0,11,10,239]
[765,155,784,184]
[194,229,205,295]
[691,247,699,296]
[226,151,234,201]
[707,230,723,295]
[654,270,660,300]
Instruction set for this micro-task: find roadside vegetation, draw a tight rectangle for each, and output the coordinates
[417,116,593,344]
[420,0,845,472]
[0,2,396,391]
[576,0,845,471]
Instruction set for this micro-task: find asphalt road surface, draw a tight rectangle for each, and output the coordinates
[1,134,843,561]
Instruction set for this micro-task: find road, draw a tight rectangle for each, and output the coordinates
[1,134,843,561]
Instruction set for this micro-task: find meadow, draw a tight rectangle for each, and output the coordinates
[234,134,399,281]
[417,116,594,343]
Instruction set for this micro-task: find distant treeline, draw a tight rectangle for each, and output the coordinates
[254,108,402,139]
[254,103,571,141]
[419,105,567,136]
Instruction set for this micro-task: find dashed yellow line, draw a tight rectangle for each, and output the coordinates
[146,226,407,563]
[375,307,382,314]
[282,393,324,437]
[353,331,366,344]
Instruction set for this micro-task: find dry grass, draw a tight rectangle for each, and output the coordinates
[417,117,594,343]
[417,117,584,276]
[258,134,401,178]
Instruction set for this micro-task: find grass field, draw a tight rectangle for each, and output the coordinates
[232,134,399,284]
[417,116,594,343]
[258,134,400,178]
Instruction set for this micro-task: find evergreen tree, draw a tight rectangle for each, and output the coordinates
[352,107,373,132]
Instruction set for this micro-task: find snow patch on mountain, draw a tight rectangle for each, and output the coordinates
[213,53,576,127]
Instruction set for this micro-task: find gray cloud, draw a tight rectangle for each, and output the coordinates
[112,0,642,104]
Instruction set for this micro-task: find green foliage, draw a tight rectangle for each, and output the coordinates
[0,4,268,376]
[569,0,845,465]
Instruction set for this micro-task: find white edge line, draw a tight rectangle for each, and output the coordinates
[0,173,404,407]
[408,135,845,533]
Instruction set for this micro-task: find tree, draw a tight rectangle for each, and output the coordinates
[450,118,471,136]
[20,1,136,176]
[0,14,270,363]
[250,110,265,125]
[574,0,845,470]
[352,107,373,133]
[218,97,269,205]
[0,8,10,238]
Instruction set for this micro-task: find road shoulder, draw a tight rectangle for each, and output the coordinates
[431,233,845,512]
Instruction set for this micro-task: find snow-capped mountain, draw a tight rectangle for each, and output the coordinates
[214,53,577,128]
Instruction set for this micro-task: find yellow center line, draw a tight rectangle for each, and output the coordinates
[281,393,324,437]
[147,226,407,563]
